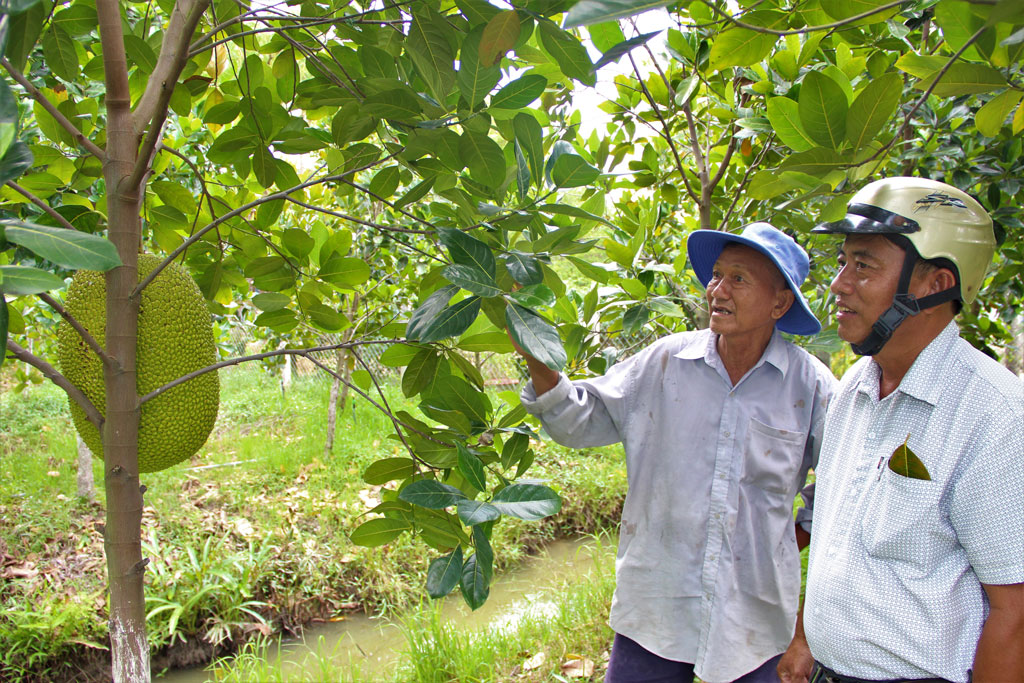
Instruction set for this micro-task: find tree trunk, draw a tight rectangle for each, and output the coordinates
[98,0,149,678]
[324,347,351,456]
[76,434,96,502]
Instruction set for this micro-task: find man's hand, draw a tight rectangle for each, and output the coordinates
[507,329,560,396]
[778,638,814,683]
[973,582,1024,682]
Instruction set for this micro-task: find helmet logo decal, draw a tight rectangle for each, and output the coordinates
[914,192,967,212]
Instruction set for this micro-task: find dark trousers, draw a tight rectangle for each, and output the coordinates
[813,661,962,683]
[605,633,783,683]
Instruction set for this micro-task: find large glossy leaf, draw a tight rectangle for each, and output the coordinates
[914,62,1007,97]
[427,375,492,427]
[491,483,562,520]
[593,30,662,71]
[460,551,490,610]
[976,89,1023,137]
[4,0,46,72]
[379,342,427,368]
[708,12,783,71]
[501,251,544,286]
[479,10,521,66]
[398,479,467,509]
[501,432,529,470]
[778,148,847,176]
[514,140,530,200]
[506,284,556,309]
[426,547,463,599]
[407,5,457,105]
[407,285,458,340]
[551,153,601,188]
[41,25,78,81]
[490,74,547,109]
[0,142,32,186]
[252,146,277,188]
[363,458,418,485]
[437,227,496,278]
[845,73,901,151]
[456,331,514,353]
[564,0,670,27]
[3,222,121,270]
[460,130,506,188]
[821,0,898,24]
[513,113,544,184]
[409,295,481,343]
[362,89,422,121]
[0,265,65,295]
[318,255,371,288]
[457,499,501,526]
[799,71,848,149]
[537,19,595,86]
[456,443,487,492]
[505,303,566,371]
[123,34,157,75]
[458,25,502,107]
[766,98,815,152]
[0,77,16,160]
[443,264,502,297]
[401,347,442,397]
[349,518,411,547]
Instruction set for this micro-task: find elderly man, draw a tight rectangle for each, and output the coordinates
[778,177,1024,683]
[517,223,836,683]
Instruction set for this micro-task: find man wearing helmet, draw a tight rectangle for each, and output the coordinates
[777,178,1024,683]
[516,223,836,683]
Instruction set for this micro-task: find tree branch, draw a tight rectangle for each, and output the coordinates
[127,0,212,191]
[0,58,106,160]
[4,340,105,429]
[37,292,117,369]
[700,0,907,36]
[284,196,431,235]
[5,182,79,231]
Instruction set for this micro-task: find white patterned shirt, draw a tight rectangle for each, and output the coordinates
[521,329,835,683]
[804,321,1024,682]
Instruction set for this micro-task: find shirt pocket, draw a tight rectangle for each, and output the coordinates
[859,469,942,563]
[742,418,807,496]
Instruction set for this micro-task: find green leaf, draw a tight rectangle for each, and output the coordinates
[566,255,612,284]
[368,166,401,199]
[915,62,1007,97]
[551,153,601,188]
[845,73,901,152]
[479,10,521,66]
[252,146,277,188]
[399,479,467,509]
[437,227,496,278]
[3,222,121,270]
[41,25,78,81]
[409,295,481,343]
[457,499,501,526]
[777,148,846,176]
[501,251,544,286]
[821,0,898,24]
[307,302,345,331]
[975,89,1023,137]
[402,347,441,397]
[427,375,492,426]
[4,0,46,73]
[407,285,457,340]
[622,304,649,334]
[799,71,848,149]
[281,229,315,260]
[593,30,662,71]
[0,265,65,295]
[507,284,556,308]
[426,547,463,599]
[362,89,422,120]
[457,443,487,492]
[708,16,779,71]
[539,203,615,229]
[379,342,427,368]
[318,255,371,288]
[505,303,566,371]
[501,432,529,469]
[766,98,815,152]
[564,0,671,28]
[458,25,502,107]
[407,5,457,105]
[893,54,948,80]
[491,483,562,520]
[0,292,7,369]
[514,140,530,200]
[123,35,157,75]
[460,130,506,188]
[252,292,290,312]
[363,458,418,485]
[514,113,544,184]
[460,550,490,610]
[443,264,502,297]
[0,141,32,186]
[0,78,17,160]
[490,74,547,110]
[537,19,595,86]
[456,331,514,353]
[887,435,931,480]
[349,518,411,547]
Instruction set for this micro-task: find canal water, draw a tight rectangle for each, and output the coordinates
[158,535,616,681]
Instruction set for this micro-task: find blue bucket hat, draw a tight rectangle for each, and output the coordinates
[686,222,821,336]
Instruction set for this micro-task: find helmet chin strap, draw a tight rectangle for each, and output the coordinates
[851,251,960,356]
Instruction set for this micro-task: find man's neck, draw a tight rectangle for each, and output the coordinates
[717,328,773,386]
[873,316,953,399]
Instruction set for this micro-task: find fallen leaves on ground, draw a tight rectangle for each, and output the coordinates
[561,654,595,678]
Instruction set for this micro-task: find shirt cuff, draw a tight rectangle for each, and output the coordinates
[520,373,573,414]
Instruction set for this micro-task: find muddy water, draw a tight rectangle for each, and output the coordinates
[158,535,616,681]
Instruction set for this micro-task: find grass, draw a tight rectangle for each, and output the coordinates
[0,367,627,681]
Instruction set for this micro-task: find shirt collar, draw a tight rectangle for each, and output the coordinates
[857,320,960,405]
[674,328,790,377]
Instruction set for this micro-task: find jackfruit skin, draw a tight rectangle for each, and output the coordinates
[56,254,219,473]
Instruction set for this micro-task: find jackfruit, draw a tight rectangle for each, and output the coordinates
[56,254,219,473]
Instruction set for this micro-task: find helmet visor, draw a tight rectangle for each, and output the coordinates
[812,203,921,235]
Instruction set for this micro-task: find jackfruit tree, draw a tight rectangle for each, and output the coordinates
[1,0,1022,680]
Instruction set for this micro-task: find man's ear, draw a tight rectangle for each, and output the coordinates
[773,288,795,321]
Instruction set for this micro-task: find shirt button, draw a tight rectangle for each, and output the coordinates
[724,431,730,437]
[868,432,876,438]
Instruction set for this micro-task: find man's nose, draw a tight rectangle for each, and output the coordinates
[830,265,852,295]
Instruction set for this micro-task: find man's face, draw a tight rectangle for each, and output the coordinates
[706,244,793,338]
[830,234,904,344]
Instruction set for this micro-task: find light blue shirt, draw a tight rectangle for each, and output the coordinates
[805,321,1024,682]
[521,329,835,683]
